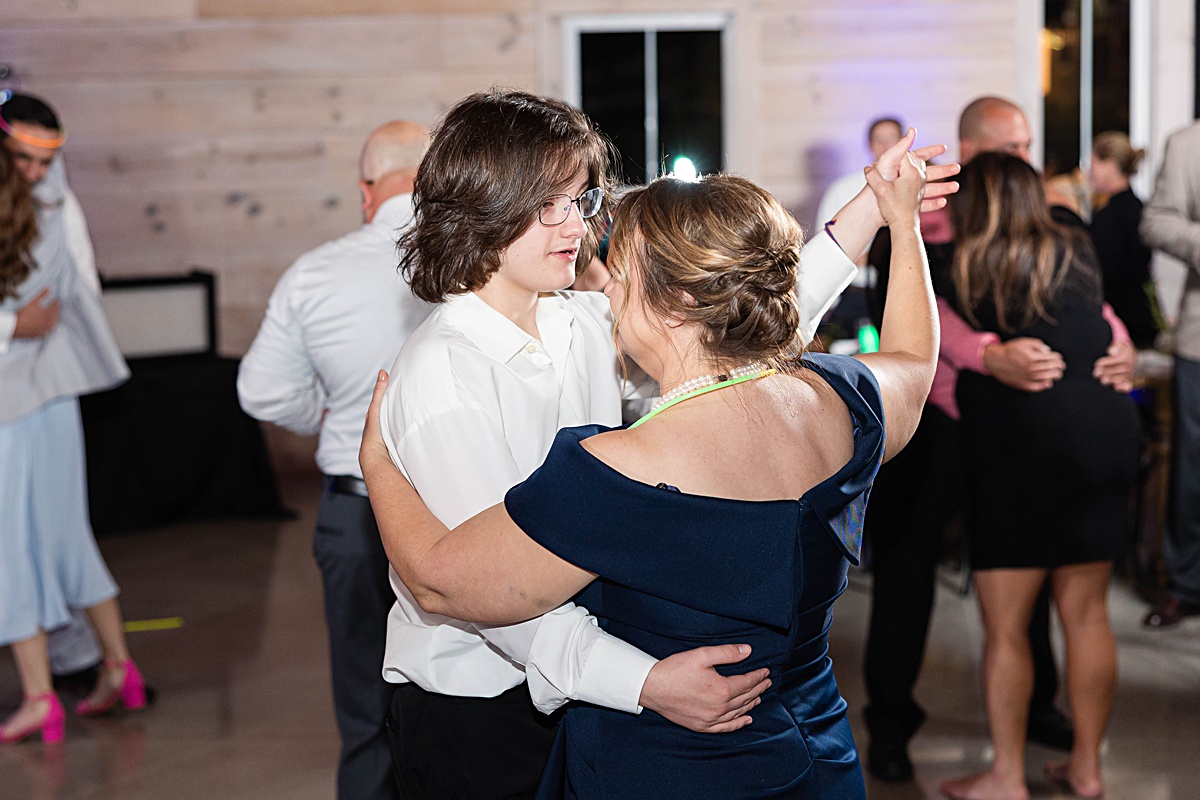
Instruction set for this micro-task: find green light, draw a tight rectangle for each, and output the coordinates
[857,320,880,354]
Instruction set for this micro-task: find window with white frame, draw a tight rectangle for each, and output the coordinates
[563,14,730,185]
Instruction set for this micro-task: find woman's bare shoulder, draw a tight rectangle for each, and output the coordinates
[579,425,674,488]
[579,426,635,463]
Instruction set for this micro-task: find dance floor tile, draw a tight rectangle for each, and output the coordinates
[2,477,1197,799]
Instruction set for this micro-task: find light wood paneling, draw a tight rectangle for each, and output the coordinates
[741,0,1021,210]
[64,132,364,190]
[38,73,501,137]
[0,0,195,22]
[80,185,361,270]
[197,0,531,19]
[5,0,1032,472]
[3,6,539,368]
[0,14,533,80]
[539,0,735,13]
[757,2,1015,62]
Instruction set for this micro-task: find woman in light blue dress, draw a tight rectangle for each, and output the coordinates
[0,122,147,745]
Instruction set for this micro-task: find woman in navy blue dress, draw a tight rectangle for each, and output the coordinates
[359,156,944,798]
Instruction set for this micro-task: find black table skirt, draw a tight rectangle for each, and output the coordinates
[80,354,289,536]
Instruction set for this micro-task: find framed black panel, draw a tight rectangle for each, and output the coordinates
[581,32,648,185]
[657,30,723,178]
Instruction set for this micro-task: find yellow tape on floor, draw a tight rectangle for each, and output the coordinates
[123,617,184,633]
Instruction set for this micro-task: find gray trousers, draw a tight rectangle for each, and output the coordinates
[314,482,400,800]
[1168,356,1200,606]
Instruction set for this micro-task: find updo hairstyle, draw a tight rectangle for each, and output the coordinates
[1092,131,1145,178]
[606,174,804,364]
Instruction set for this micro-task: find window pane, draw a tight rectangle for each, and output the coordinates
[657,30,724,178]
[1045,0,1082,175]
[581,32,647,185]
[1093,0,1130,137]
[1044,1,1132,172]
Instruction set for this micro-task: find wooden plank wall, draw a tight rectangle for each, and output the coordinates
[1,5,538,361]
[752,0,1024,223]
[1,0,1023,470]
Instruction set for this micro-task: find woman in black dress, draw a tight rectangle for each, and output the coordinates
[1089,131,1157,348]
[941,154,1138,800]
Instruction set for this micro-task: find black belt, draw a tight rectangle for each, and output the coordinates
[325,474,369,498]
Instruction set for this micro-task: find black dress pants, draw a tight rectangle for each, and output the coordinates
[863,405,1060,744]
[387,682,559,800]
[313,483,400,800]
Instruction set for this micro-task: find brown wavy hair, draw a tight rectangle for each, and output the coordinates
[398,89,614,303]
[0,146,38,300]
[607,174,805,365]
[951,152,1089,332]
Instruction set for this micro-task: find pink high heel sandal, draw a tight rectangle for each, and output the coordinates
[75,659,148,716]
[0,693,66,745]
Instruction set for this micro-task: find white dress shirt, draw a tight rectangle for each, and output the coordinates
[380,290,655,713]
[238,193,432,477]
[815,171,876,289]
[378,232,857,714]
[797,229,864,338]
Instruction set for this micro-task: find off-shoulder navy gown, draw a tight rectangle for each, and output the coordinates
[505,354,884,800]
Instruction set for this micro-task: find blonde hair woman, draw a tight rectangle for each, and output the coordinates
[1089,131,1156,347]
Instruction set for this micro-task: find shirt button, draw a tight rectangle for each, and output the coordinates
[526,344,538,354]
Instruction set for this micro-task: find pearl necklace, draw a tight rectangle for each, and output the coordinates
[651,361,770,411]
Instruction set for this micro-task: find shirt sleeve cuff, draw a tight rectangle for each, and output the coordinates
[797,231,857,345]
[935,297,999,374]
[1101,303,1133,345]
[0,309,16,355]
[971,331,1002,374]
[575,630,657,715]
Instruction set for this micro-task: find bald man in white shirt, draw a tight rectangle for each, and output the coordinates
[238,120,433,800]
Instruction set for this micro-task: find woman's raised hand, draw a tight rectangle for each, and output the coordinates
[873,127,960,213]
[865,149,926,229]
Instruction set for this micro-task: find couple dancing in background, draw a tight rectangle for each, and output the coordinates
[356,87,952,799]
[939,153,1136,800]
[0,95,149,745]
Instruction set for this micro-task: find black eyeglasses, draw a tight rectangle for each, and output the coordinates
[538,187,604,226]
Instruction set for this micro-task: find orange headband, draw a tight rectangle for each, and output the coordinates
[0,116,66,149]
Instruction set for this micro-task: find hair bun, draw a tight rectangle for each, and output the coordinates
[726,248,802,353]
[606,173,807,362]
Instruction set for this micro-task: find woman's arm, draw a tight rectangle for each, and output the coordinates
[371,364,773,732]
[855,150,940,461]
[361,371,596,624]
